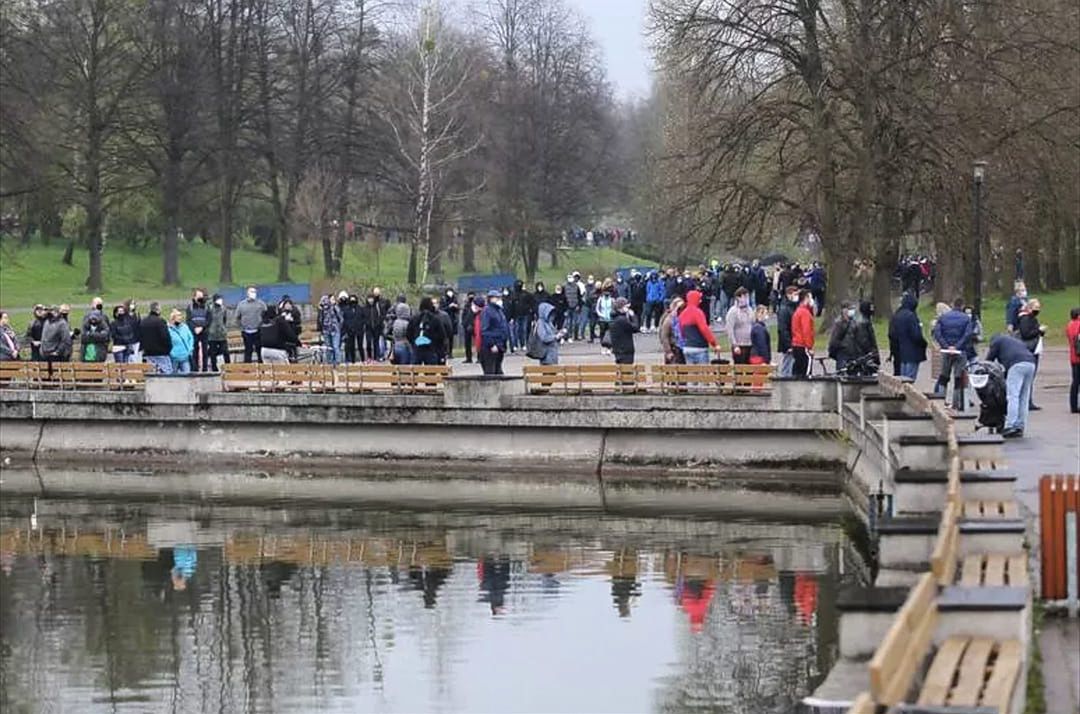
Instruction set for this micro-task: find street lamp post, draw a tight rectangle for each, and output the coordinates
[972,161,987,319]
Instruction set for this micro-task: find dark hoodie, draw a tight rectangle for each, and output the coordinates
[888,293,927,364]
[513,281,535,320]
[677,290,717,349]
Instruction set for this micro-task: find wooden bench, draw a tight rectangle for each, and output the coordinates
[221,363,266,391]
[337,364,448,393]
[0,361,37,388]
[221,363,333,392]
[846,692,874,714]
[649,363,771,394]
[963,499,1019,520]
[107,362,154,389]
[917,636,1022,710]
[932,500,1027,587]
[869,572,938,705]
[962,457,1006,472]
[523,364,646,394]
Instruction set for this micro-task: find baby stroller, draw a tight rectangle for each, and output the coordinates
[968,360,1006,432]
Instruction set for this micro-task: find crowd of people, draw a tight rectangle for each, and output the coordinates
[1,266,1075,427]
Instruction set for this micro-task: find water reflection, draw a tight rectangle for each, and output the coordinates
[0,488,857,713]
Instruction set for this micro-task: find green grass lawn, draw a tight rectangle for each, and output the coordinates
[0,238,652,308]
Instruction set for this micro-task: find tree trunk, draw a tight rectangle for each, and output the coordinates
[321,227,335,276]
[85,138,105,292]
[524,239,540,284]
[428,221,442,277]
[462,229,476,272]
[873,233,898,320]
[162,161,181,285]
[219,198,234,284]
[62,240,75,266]
[1062,218,1079,286]
[277,220,290,282]
[407,239,418,285]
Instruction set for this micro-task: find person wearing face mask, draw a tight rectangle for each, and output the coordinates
[317,294,343,366]
[80,312,110,362]
[186,289,211,372]
[41,305,74,365]
[234,286,267,363]
[725,288,755,364]
[460,291,477,363]
[0,311,20,361]
[205,294,230,370]
[167,309,195,374]
[479,290,510,375]
[931,298,975,410]
[828,302,863,373]
[82,296,110,334]
[110,304,139,363]
[775,286,799,377]
[1005,281,1026,334]
[1016,298,1045,410]
[341,293,362,363]
[440,289,461,356]
[888,293,928,381]
[24,304,47,361]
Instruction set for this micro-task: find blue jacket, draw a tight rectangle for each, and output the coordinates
[169,323,195,362]
[480,302,510,351]
[986,334,1035,371]
[888,294,927,364]
[750,321,771,363]
[1005,296,1024,331]
[646,277,666,303]
[932,309,974,351]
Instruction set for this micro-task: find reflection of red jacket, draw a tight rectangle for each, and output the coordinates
[679,580,716,632]
[792,304,815,349]
[794,573,818,626]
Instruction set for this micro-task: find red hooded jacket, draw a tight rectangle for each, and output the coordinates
[677,290,718,348]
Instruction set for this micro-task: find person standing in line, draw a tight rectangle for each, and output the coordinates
[888,293,927,381]
[931,298,974,410]
[139,303,173,374]
[776,286,799,377]
[407,297,447,366]
[677,289,718,365]
[659,297,686,364]
[725,287,754,364]
[828,302,862,373]
[1005,281,1026,334]
[390,303,413,365]
[185,288,211,372]
[1016,298,1045,410]
[41,305,74,366]
[791,290,815,379]
[1067,307,1080,414]
[258,306,298,364]
[440,288,460,357]
[167,309,195,374]
[534,302,562,365]
[479,289,510,375]
[24,304,46,361]
[985,333,1036,438]
[608,298,639,365]
[205,294,230,371]
[0,311,20,361]
[110,303,139,363]
[461,291,477,363]
[596,286,615,355]
[80,311,110,362]
[234,286,266,363]
[749,305,771,366]
[318,294,343,366]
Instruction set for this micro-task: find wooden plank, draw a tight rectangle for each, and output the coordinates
[947,637,994,706]
[1006,554,1027,587]
[983,554,1007,587]
[1000,500,1018,518]
[917,636,970,705]
[846,692,875,714]
[980,640,1022,712]
[961,555,984,586]
[870,572,937,705]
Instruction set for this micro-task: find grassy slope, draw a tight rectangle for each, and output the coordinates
[0,238,652,309]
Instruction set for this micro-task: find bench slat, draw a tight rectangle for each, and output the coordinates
[960,555,983,586]
[948,637,994,706]
[918,636,969,705]
[846,692,874,714]
[980,640,1022,711]
[1006,554,1027,586]
[869,572,937,705]
[983,554,1007,587]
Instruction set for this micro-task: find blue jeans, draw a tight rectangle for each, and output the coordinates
[393,343,413,365]
[573,306,588,340]
[173,359,191,374]
[146,355,173,374]
[1005,361,1035,431]
[778,351,794,377]
[900,362,920,380]
[515,316,531,351]
[325,330,342,366]
[683,347,710,364]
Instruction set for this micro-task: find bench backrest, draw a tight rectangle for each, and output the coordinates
[869,572,938,705]
[222,363,449,393]
[523,364,646,394]
[650,363,771,393]
[930,500,960,586]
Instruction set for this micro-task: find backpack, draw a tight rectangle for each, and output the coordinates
[525,321,545,360]
[415,314,432,347]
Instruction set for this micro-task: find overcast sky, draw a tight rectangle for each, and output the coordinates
[566,0,652,99]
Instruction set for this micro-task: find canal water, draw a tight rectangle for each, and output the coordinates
[0,468,862,713]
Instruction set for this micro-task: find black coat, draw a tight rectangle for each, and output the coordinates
[139,314,172,356]
[608,311,639,356]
